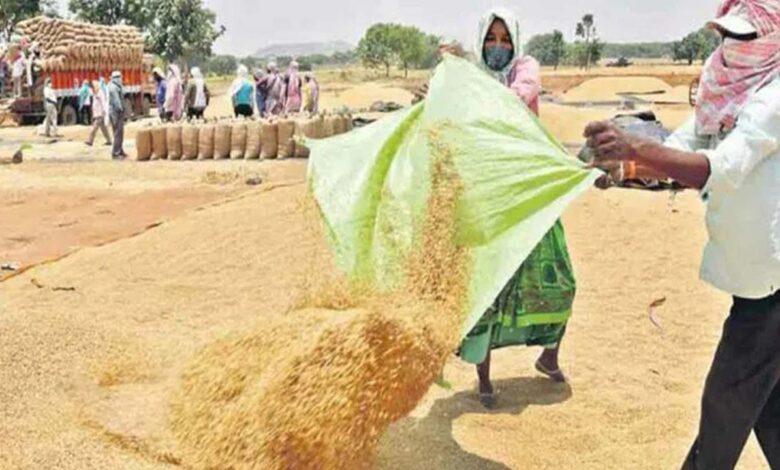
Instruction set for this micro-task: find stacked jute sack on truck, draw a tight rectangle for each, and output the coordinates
[135,113,354,162]
[13,16,144,72]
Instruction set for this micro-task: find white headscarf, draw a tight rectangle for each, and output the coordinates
[230,64,252,98]
[190,67,207,108]
[475,8,523,83]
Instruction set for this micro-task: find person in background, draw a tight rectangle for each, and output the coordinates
[12,51,25,98]
[284,60,303,113]
[586,1,780,468]
[163,64,184,121]
[78,79,92,125]
[84,80,111,147]
[185,66,209,119]
[107,71,126,159]
[254,68,269,117]
[229,64,255,118]
[42,77,58,138]
[264,62,286,116]
[152,67,167,120]
[0,54,7,98]
[303,73,320,114]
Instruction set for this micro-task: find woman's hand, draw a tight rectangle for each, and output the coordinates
[412,83,428,104]
[438,43,465,58]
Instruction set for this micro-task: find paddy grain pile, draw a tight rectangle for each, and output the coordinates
[169,133,470,469]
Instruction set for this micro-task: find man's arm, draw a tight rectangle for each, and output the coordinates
[584,122,711,189]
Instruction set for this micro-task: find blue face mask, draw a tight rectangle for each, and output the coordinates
[484,46,513,71]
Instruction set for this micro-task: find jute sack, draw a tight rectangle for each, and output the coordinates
[198,123,215,160]
[135,128,152,161]
[260,121,279,159]
[293,120,310,158]
[182,123,199,160]
[245,120,262,160]
[345,114,354,132]
[333,115,346,135]
[167,124,183,160]
[322,115,335,138]
[151,125,168,160]
[214,122,232,159]
[277,118,295,158]
[230,122,247,159]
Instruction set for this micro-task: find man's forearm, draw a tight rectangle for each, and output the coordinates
[633,140,711,190]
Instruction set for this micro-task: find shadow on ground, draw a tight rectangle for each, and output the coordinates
[378,376,572,469]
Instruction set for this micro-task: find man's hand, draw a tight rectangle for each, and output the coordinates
[583,120,711,190]
[583,120,641,163]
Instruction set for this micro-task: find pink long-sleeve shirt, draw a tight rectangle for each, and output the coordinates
[505,56,542,116]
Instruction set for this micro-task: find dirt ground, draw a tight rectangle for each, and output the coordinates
[0,65,768,469]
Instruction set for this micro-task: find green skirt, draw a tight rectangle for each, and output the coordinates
[459,220,576,364]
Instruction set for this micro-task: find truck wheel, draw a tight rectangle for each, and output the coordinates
[60,104,78,126]
[142,96,152,117]
[124,97,134,121]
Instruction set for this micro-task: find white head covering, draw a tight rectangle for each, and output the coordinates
[237,64,249,79]
[190,67,203,80]
[474,8,523,82]
[167,64,181,82]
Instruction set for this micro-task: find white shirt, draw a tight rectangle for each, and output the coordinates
[12,57,24,78]
[665,78,780,299]
[43,86,56,104]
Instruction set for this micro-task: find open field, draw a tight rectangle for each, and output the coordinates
[1,62,765,469]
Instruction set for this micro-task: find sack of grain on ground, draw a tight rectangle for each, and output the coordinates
[167,125,183,160]
[230,122,247,159]
[261,121,279,159]
[214,122,232,160]
[293,120,310,158]
[151,126,168,160]
[198,124,215,160]
[277,118,295,159]
[134,128,152,161]
[322,115,335,138]
[333,115,346,136]
[245,120,262,160]
[182,124,199,160]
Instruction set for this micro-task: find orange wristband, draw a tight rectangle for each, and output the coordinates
[625,160,637,180]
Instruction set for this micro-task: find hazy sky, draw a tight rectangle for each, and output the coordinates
[55,0,718,57]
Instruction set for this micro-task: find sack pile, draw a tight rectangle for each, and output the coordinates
[14,16,144,72]
[135,113,353,162]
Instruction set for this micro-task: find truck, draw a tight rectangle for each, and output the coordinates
[1,17,155,126]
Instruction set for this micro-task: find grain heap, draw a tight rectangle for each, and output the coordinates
[14,16,144,72]
[169,132,469,469]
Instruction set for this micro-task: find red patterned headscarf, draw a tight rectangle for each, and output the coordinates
[695,0,780,135]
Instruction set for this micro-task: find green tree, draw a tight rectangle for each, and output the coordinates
[203,54,236,76]
[0,0,56,42]
[565,40,605,68]
[357,23,396,77]
[145,0,225,64]
[419,34,444,69]
[575,14,599,69]
[67,0,151,27]
[673,29,720,65]
[392,25,425,77]
[526,30,566,69]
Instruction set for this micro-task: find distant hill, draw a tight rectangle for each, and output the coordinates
[253,41,353,58]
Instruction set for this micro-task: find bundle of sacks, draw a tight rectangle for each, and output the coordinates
[13,16,144,72]
[135,113,354,162]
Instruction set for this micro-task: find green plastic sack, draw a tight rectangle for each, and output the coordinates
[307,55,599,338]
